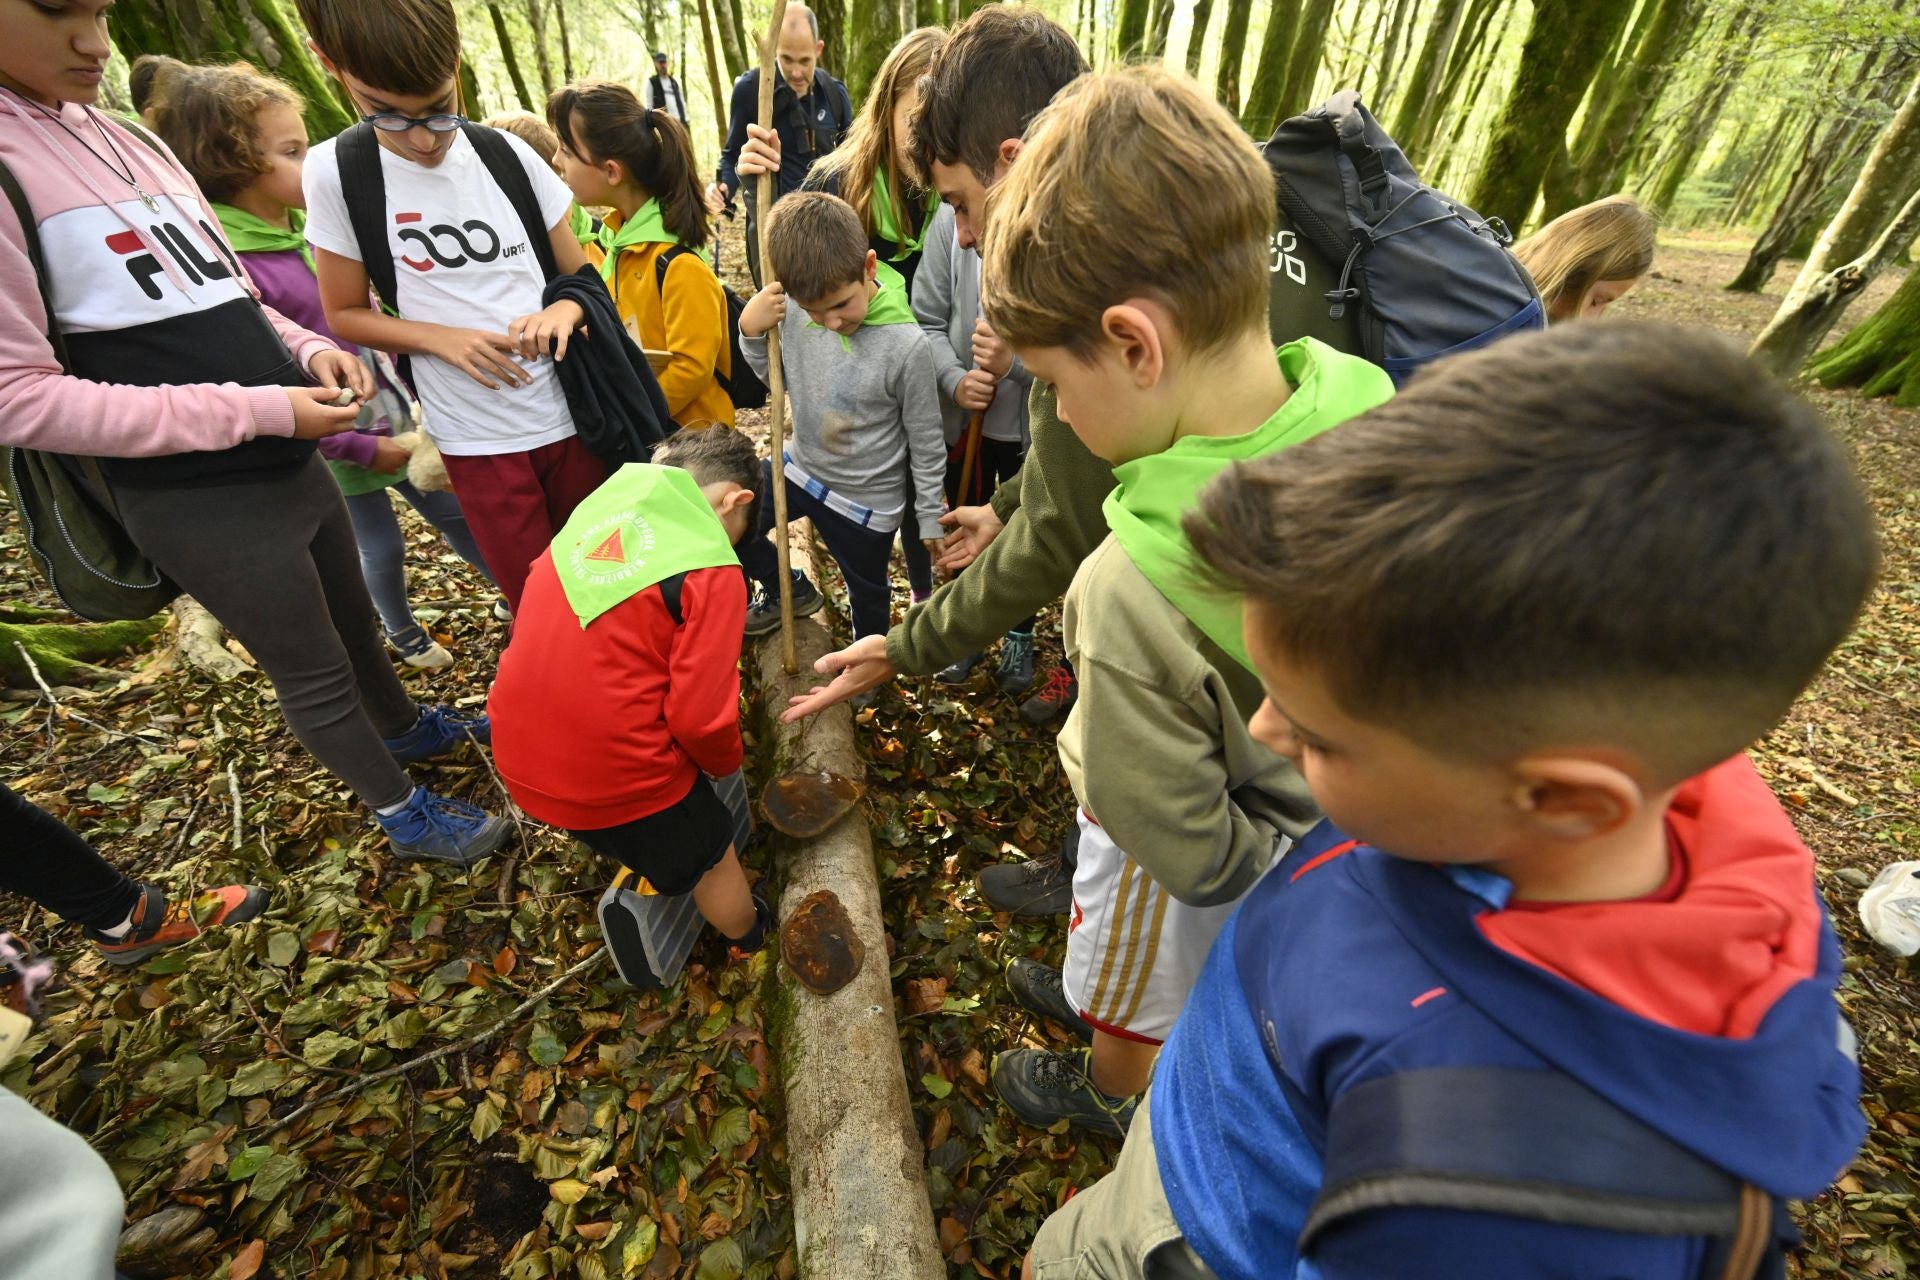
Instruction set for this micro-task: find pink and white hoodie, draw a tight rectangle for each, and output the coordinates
[0,89,339,485]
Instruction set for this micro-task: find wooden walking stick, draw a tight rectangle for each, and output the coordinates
[757,0,798,674]
[955,411,986,506]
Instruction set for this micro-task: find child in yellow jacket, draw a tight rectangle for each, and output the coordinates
[549,81,735,430]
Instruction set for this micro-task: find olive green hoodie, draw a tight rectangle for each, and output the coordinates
[1060,339,1394,906]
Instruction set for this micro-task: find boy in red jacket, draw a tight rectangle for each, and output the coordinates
[490,428,773,959]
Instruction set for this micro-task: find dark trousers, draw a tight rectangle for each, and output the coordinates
[114,455,420,809]
[740,462,896,638]
[0,784,142,931]
[902,436,1034,631]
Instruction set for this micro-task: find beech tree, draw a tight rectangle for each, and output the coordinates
[109,0,353,137]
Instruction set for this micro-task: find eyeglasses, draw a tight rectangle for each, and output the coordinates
[363,109,469,134]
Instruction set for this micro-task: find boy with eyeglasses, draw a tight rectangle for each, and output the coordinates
[296,0,607,610]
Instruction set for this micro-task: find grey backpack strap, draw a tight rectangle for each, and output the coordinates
[1302,1067,1788,1279]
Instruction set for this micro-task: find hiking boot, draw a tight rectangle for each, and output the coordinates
[1020,664,1078,725]
[745,573,825,637]
[86,882,271,967]
[937,652,984,685]
[978,854,1074,917]
[992,1046,1137,1138]
[375,789,513,865]
[1006,958,1094,1041]
[389,625,454,670]
[383,704,490,764]
[727,892,778,958]
[994,631,1036,695]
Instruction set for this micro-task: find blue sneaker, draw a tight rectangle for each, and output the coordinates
[375,789,513,865]
[383,705,490,765]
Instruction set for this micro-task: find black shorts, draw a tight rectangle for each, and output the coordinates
[568,773,735,896]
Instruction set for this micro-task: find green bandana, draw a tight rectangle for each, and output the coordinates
[810,260,916,351]
[1103,338,1395,673]
[596,200,679,283]
[568,202,599,248]
[213,204,312,274]
[870,165,936,261]
[553,464,740,628]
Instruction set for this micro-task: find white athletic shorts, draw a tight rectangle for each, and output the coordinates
[1061,810,1283,1043]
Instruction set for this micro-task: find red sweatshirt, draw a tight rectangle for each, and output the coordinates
[488,554,748,830]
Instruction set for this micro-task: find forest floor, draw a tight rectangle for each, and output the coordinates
[0,232,1916,1280]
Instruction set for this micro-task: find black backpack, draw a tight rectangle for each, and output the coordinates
[653,246,769,411]
[1262,92,1543,386]
[335,121,560,391]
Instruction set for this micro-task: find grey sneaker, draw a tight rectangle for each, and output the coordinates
[992,1046,1137,1137]
[745,573,825,637]
[994,631,1036,694]
[1006,958,1094,1041]
[937,652,984,685]
[978,855,1073,917]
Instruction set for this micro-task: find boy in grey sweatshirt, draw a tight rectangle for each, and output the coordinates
[739,192,947,639]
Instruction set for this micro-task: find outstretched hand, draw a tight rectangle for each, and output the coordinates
[781,634,895,723]
[937,504,1005,573]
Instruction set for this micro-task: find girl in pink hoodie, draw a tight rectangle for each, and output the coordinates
[0,2,508,866]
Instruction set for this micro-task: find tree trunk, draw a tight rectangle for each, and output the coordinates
[1186,0,1217,75]
[1239,0,1303,136]
[1808,263,1920,404]
[1115,0,1153,62]
[1414,0,1505,168]
[458,59,486,122]
[917,0,947,29]
[1778,70,1920,312]
[482,1,537,112]
[1727,110,1871,292]
[1350,0,1395,101]
[846,0,903,103]
[1750,182,1920,377]
[635,0,662,55]
[105,0,354,139]
[1214,0,1256,113]
[1391,0,1465,147]
[1277,0,1338,119]
[1634,6,1767,217]
[1146,0,1178,61]
[1466,0,1637,232]
[0,616,165,686]
[554,0,575,81]
[718,0,751,80]
[1546,0,1705,219]
[695,0,731,148]
[813,0,849,85]
[522,0,557,97]
[1373,0,1421,108]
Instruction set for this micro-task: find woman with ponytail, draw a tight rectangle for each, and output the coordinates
[549,80,733,429]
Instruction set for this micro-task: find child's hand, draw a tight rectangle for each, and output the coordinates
[781,634,894,723]
[971,318,1012,379]
[370,436,411,474]
[937,504,1006,573]
[508,300,586,362]
[309,348,376,402]
[425,327,530,390]
[285,386,362,439]
[740,283,788,338]
[921,539,947,582]
[955,368,996,413]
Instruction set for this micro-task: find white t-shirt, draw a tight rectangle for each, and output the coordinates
[304,130,577,456]
[660,78,685,122]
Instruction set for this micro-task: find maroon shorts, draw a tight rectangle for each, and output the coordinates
[440,435,609,611]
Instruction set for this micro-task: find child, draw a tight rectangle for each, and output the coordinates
[0,1,507,865]
[1025,321,1875,1279]
[546,80,735,432]
[977,68,1394,1135]
[486,110,604,254]
[737,191,946,642]
[294,0,605,612]
[1513,193,1657,323]
[911,186,1037,690]
[156,61,498,669]
[488,427,774,966]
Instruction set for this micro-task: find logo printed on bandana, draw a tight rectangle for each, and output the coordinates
[568,508,657,586]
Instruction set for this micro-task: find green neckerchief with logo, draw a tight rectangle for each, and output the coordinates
[553,463,740,628]
[1103,338,1395,673]
[213,204,313,274]
[596,200,679,284]
[869,165,936,261]
[809,259,914,352]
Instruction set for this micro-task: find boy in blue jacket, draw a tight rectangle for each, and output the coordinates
[1023,322,1874,1279]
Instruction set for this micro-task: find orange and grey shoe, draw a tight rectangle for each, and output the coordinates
[85,882,271,967]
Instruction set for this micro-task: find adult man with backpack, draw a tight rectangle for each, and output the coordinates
[704,3,853,286]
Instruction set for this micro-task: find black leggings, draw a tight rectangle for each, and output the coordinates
[0,784,141,932]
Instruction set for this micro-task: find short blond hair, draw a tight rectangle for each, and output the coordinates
[765,191,869,304]
[980,66,1273,359]
[486,111,561,164]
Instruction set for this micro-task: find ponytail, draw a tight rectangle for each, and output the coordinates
[548,80,711,252]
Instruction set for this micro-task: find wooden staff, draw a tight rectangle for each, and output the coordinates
[955,411,986,505]
[757,0,797,674]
